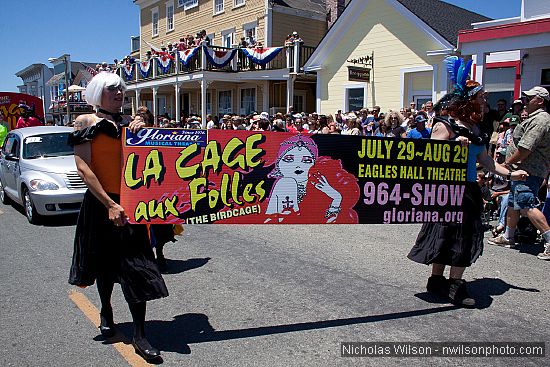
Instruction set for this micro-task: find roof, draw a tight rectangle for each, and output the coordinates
[396,0,491,45]
[10,126,73,138]
[15,64,49,77]
[273,0,327,15]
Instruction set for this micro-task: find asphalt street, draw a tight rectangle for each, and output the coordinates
[0,202,548,367]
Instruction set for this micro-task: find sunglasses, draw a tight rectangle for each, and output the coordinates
[106,85,124,92]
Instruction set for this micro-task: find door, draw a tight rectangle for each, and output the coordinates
[182,93,190,117]
[158,96,167,117]
[0,134,21,199]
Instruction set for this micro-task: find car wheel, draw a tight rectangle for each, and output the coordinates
[0,179,11,205]
[22,187,41,224]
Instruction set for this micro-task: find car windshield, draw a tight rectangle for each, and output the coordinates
[22,133,73,159]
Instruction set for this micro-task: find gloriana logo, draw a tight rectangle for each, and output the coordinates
[126,128,207,148]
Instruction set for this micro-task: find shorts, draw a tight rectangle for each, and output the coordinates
[508,175,544,210]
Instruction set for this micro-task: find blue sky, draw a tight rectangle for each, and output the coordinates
[0,0,522,92]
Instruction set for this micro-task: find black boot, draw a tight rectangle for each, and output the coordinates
[448,278,476,308]
[132,337,161,361]
[156,246,167,271]
[99,307,115,338]
[426,275,449,297]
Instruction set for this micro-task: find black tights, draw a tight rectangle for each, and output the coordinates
[97,277,147,341]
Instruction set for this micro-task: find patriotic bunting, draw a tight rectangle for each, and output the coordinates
[178,47,199,67]
[139,60,152,78]
[156,54,172,74]
[241,47,283,66]
[203,46,237,68]
[122,63,134,80]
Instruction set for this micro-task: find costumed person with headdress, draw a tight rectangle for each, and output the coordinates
[407,57,528,307]
[68,72,168,362]
[16,103,43,129]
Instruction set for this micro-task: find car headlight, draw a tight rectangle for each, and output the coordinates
[29,179,59,191]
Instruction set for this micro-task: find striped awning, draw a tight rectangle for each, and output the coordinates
[46,73,66,86]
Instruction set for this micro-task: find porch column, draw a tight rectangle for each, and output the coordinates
[152,57,157,78]
[201,46,207,71]
[293,42,300,74]
[262,81,269,113]
[135,89,141,112]
[286,74,296,113]
[201,78,207,128]
[473,52,486,84]
[175,83,181,123]
[152,87,158,125]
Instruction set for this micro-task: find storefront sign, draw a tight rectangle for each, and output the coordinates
[348,66,370,82]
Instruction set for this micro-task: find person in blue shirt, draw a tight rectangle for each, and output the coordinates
[407,115,431,139]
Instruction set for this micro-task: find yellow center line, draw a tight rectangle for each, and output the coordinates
[69,290,154,367]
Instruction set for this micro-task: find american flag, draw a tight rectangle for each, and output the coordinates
[83,64,98,77]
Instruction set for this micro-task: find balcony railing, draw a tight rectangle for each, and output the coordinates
[120,43,315,85]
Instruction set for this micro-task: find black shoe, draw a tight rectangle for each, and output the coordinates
[99,314,115,338]
[448,279,476,308]
[426,275,449,297]
[132,338,161,362]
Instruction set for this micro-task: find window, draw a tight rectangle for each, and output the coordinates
[179,0,198,9]
[541,68,550,88]
[152,8,159,36]
[214,0,224,14]
[50,86,59,101]
[346,88,364,112]
[219,90,232,114]
[234,0,245,7]
[243,22,256,44]
[240,88,255,115]
[166,2,174,32]
[198,92,212,114]
[485,67,516,107]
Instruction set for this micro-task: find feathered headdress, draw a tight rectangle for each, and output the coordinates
[434,56,483,112]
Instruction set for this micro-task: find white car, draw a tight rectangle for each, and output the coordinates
[0,126,87,224]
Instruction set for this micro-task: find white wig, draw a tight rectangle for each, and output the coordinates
[85,72,127,109]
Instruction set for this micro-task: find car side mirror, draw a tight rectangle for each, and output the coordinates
[5,153,19,162]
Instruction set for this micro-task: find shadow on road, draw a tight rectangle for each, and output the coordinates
[415,277,539,309]
[8,202,78,227]
[468,277,539,309]
[161,257,211,275]
[114,305,459,355]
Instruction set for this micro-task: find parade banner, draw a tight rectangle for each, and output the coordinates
[121,129,468,225]
[0,92,45,130]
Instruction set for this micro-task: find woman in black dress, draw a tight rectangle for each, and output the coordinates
[69,72,168,362]
[408,58,527,308]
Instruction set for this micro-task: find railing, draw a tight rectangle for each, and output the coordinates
[121,43,315,84]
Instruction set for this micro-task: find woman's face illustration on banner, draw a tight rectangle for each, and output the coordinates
[277,146,315,183]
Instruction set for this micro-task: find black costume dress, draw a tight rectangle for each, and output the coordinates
[68,119,168,303]
[408,118,485,267]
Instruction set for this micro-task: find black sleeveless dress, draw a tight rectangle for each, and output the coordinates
[68,120,168,303]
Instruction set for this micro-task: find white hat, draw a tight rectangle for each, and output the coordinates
[523,86,549,101]
[260,111,269,120]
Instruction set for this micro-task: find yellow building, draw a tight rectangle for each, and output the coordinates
[304,0,489,114]
[125,0,333,122]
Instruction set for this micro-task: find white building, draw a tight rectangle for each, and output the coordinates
[458,0,550,107]
[15,64,54,121]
